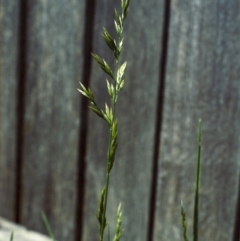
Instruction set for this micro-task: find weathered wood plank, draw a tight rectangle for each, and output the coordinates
[154,0,240,240]
[0,217,51,241]
[82,0,164,240]
[20,1,85,240]
[0,0,20,220]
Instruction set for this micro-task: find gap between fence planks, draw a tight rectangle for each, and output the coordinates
[0,0,20,221]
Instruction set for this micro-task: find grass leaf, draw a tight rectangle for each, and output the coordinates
[41,211,56,241]
[9,232,14,241]
[181,201,189,241]
[193,120,202,241]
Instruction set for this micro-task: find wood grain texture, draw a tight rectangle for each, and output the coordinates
[20,1,85,240]
[82,0,164,240]
[154,0,240,240]
[0,0,19,220]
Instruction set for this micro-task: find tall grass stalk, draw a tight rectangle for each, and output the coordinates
[78,1,130,240]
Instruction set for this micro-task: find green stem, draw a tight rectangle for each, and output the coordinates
[99,42,121,241]
[193,120,202,241]
[100,172,110,241]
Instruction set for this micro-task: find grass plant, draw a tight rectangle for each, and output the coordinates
[78,1,130,240]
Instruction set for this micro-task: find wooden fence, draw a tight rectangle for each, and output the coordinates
[1,0,240,241]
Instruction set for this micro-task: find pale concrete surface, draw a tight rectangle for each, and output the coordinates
[0,217,51,241]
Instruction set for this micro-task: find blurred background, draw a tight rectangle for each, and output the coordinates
[1,0,240,241]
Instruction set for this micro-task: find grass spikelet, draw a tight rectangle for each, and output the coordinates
[113,204,123,241]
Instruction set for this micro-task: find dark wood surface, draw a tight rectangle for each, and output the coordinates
[0,0,239,241]
[17,0,85,240]
[0,0,20,220]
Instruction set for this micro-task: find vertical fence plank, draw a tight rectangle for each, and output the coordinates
[82,0,165,240]
[20,1,85,240]
[0,0,20,220]
[154,0,240,240]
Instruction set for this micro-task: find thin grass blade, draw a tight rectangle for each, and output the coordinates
[193,120,202,241]
[41,211,56,241]
[9,232,14,241]
[181,201,189,241]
